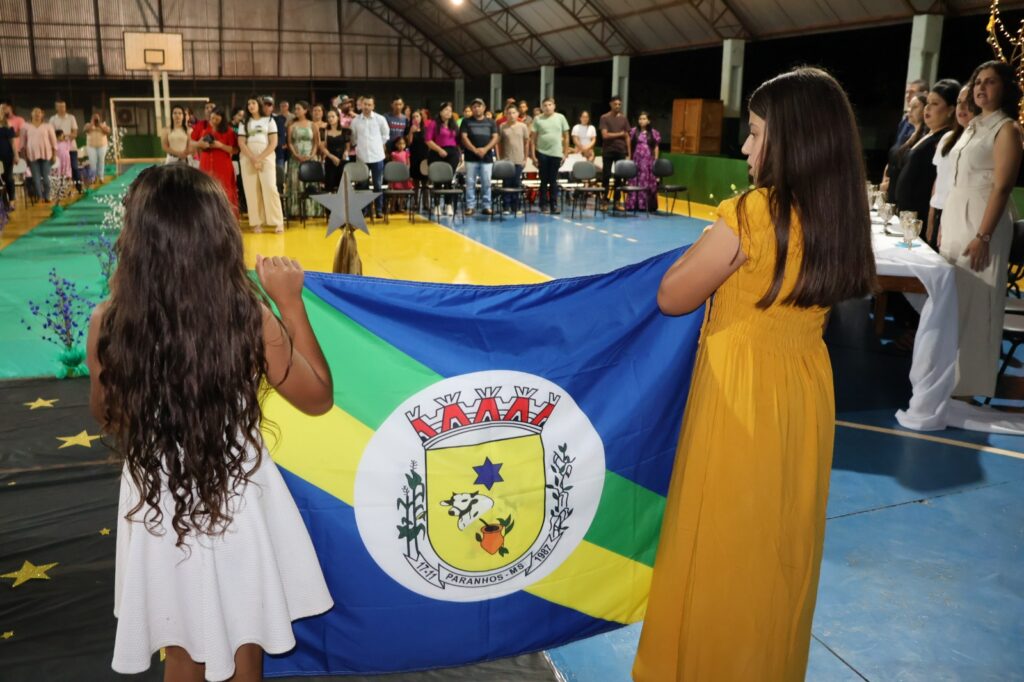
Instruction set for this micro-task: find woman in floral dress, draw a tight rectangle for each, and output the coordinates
[286,101,323,219]
[626,111,662,213]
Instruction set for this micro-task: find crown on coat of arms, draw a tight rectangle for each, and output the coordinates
[406,386,559,443]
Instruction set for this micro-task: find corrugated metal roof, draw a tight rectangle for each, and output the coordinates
[1,0,1021,80]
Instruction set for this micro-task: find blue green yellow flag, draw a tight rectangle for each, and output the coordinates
[263,248,703,676]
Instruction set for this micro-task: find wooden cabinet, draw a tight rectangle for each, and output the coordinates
[671,99,723,155]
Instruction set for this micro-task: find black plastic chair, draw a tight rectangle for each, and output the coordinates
[297,161,325,227]
[383,161,417,224]
[569,161,605,219]
[610,160,646,217]
[1006,219,1024,297]
[427,161,464,223]
[491,161,527,221]
[653,157,691,216]
[345,161,378,223]
[275,164,287,223]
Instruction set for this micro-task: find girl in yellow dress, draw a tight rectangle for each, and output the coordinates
[633,67,877,681]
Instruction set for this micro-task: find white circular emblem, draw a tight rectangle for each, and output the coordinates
[355,370,605,601]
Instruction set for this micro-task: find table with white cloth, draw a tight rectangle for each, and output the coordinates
[870,213,1024,434]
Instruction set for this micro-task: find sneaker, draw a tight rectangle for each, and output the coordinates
[374,212,384,220]
[481,208,493,216]
[465,208,475,217]
[445,205,454,217]
[550,207,560,215]
[502,209,513,216]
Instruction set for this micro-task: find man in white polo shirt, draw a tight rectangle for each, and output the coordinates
[349,95,389,219]
[50,98,80,192]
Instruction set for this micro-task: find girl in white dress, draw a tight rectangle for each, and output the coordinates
[940,60,1023,398]
[86,164,335,681]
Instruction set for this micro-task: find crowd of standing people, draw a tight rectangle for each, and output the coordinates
[878,61,1023,403]
[0,98,111,211]
[157,91,668,226]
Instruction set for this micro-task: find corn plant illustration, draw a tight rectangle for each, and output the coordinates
[476,514,515,557]
[397,460,426,560]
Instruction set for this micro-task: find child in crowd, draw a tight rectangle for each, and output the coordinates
[55,129,73,179]
[389,135,414,210]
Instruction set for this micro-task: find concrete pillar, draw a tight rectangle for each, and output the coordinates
[720,38,746,118]
[490,73,503,113]
[907,14,943,90]
[539,65,555,103]
[612,55,630,115]
[454,77,465,111]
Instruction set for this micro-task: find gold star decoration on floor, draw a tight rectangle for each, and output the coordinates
[2,631,13,640]
[56,431,102,449]
[23,397,58,410]
[1,560,59,588]
[99,528,111,536]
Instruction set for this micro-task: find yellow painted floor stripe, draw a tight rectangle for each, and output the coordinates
[836,419,1024,461]
[242,215,549,284]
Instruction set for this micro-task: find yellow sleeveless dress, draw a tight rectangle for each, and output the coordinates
[633,189,835,681]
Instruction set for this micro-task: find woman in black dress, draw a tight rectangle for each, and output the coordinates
[882,92,927,204]
[320,109,351,193]
[406,109,429,200]
[895,80,959,249]
[0,107,17,211]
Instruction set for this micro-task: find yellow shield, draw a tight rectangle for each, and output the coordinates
[426,428,545,572]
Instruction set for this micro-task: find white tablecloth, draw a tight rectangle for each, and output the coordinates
[871,215,1024,433]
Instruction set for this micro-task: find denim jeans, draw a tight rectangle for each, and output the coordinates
[503,163,523,211]
[537,152,561,210]
[464,161,493,211]
[29,159,52,201]
[358,160,384,213]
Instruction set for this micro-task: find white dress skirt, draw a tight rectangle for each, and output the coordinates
[111,448,333,681]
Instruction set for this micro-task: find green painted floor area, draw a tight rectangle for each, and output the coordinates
[0,165,147,379]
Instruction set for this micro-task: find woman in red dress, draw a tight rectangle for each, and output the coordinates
[195,107,239,215]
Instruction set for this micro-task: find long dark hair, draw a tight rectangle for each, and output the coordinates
[942,83,981,157]
[169,105,187,132]
[242,96,262,125]
[971,59,1022,120]
[631,111,658,150]
[209,107,229,134]
[899,93,929,153]
[739,67,876,309]
[97,165,272,548]
[436,101,458,132]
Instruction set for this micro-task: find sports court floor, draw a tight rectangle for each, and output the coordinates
[1,168,1021,681]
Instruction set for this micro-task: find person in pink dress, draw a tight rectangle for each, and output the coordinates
[389,136,414,190]
[626,111,662,213]
[55,130,73,179]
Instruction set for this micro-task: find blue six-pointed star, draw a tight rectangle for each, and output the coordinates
[472,457,504,490]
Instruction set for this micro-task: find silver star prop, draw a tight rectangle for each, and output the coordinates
[312,169,381,236]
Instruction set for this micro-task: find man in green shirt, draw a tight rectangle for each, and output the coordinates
[530,97,569,214]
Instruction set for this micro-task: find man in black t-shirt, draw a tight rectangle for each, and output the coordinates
[459,98,499,216]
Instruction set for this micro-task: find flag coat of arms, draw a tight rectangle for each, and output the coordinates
[262,248,704,676]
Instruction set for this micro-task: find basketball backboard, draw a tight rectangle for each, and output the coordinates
[124,32,184,71]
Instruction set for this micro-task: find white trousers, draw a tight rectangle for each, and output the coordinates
[240,138,284,228]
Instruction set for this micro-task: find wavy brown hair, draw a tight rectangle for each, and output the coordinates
[739,67,876,308]
[98,164,270,548]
